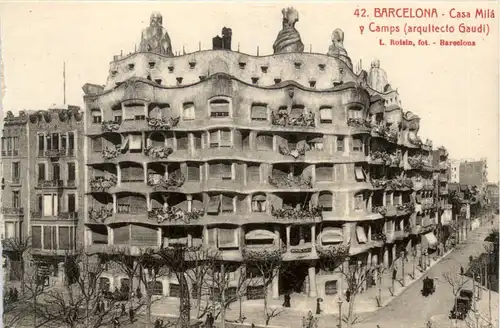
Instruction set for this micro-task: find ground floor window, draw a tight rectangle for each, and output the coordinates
[170,283,180,297]
[325,280,338,295]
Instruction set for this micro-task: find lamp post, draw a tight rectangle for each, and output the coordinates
[337,296,343,328]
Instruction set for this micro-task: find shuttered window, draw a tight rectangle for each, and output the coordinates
[221,195,234,212]
[352,138,363,152]
[209,163,221,177]
[92,137,102,152]
[194,134,202,149]
[209,131,219,148]
[221,164,232,180]
[38,134,45,154]
[246,164,260,183]
[59,227,70,250]
[183,103,195,120]
[187,163,200,181]
[114,225,130,244]
[68,194,76,212]
[209,99,231,118]
[218,228,236,247]
[207,196,221,214]
[336,137,344,152]
[356,226,368,243]
[318,193,333,211]
[220,130,231,147]
[320,107,333,123]
[68,163,76,181]
[251,104,268,121]
[176,134,189,150]
[256,134,273,151]
[38,163,46,181]
[32,226,42,249]
[315,164,333,181]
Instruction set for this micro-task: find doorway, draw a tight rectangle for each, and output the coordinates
[279,263,309,295]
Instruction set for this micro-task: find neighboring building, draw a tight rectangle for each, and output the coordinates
[432,147,452,245]
[449,159,461,184]
[486,183,499,210]
[1,112,29,281]
[81,10,441,303]
[1,106,85,285]
[459,158,488,188]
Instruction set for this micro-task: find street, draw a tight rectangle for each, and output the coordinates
[354,220,498,328]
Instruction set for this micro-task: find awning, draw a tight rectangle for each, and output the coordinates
[356,226,367,244]
[422,233,438,249]
[245,229,275,240]
[321,227,343,244]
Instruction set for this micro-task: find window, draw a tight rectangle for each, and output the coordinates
[209,98,231,118]
[5,222,15,239]
[208,130,232,148]
[325,281,338,295]
[354,194,365,211]
[91,109,102,124]
[251,104,268,121]
[221,195,234,213]
[12,137,18,154]
[12,162,20,182]
[256,134,273,151]
[149,281,163,296]
[38,163,46,181]
[336,137,344,152]
[207,195,221,214]
[12,191,20,208]
[68,132,75,152]
[354,166,365,181]
[92,137,102,152]
[60,134,67,152]
[187,163,200,181]
[68,194,76,212]
[315,164,333,181]
[123,103,145,120]
[320,107,333,124]
[352,138,363,152]
[1,137,5,153]
[252,194,267,212]
[43,194,59,217]
[246,164,260,183]
[52,163,60,181]
[46,135,52,151]
[183,102,195,120]
[308,137,324,151]
[176,133,189,150]
[32,226,42,249]
[37,195,43,213]
[318,192,333,211]
[193,133,202,149]
[348,107,363,119]
[67,163,76,182]
[43,226,57,250]
[209,163,232,180]
[52,133,59,150]
[58,226,75,250]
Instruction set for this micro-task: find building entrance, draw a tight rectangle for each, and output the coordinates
[279,263,309,295]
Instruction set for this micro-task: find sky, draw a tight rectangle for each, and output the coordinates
[0,1,498,182]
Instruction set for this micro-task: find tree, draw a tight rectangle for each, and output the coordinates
[158,245,197,328]
[338,260,371,328]
[35,250,119,328]
[2,236,31,294]
[442,269,469,325]
[241,246,286,326]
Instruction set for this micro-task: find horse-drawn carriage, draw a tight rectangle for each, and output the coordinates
[421,277,436,297]
[449,289,473,320]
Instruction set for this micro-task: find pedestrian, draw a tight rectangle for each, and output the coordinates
[460,266,464,275]
[129,307,135,323]
[283,292,291,307]
[121,303,126,316]
[315,298,322,315]
[205,313,214,328]
[154,318,160,328]
[100,300,105,312]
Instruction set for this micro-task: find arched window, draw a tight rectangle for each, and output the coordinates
[209,98,231,118]
[318,192,333,212]
[251,194,267,212]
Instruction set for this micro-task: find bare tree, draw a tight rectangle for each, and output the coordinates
[2,236,31,294]
[338,260,371,328]
[241,246,286,326]
[35,249,119,328]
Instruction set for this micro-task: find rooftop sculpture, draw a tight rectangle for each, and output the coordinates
[327,28,348,57]
[273,7,304,54]
[139,12,174,56]
[367,59,390,93]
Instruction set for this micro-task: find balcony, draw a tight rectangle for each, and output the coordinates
[90,175,118,192]
[370,150,392,165]
[241,245,286,261]
[387,177,413,191]
[146,116,180,130]
[101,120,121,132]
[102,145,121,160]
[396,202,415,215]
[315,243,350,259]
[271,111,316,128]
[271,205,322,222]
[30,211,42,219]
[88,207,113,223]
[1,207,24,216]
[45,149,66,158]
[347,118,372,131]
[59,212,78,220]
[371,123,398,143]
[37,180,64,188]
[66,180,77,188]
[268,175,313,189]
[148,207,204,224]
[117,205,147,215]
[371,177,388,189]
[144,146,174,159]
[407,156,426,170]
[278,144,306,160]
[371,232,386,247]
[147,173,185,190]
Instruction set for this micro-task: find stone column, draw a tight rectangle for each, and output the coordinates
[383,248,389,268]
[108,226,114,245]
[272,269,279,300]
[286,225,291,248]
[203,226,209,247]
[157,228,162,247]
[116,163,121,185]
[143,162,148,182]
[308,266,317,297]
[112,194,117,213]
[311,225,316,246]
[368,225,372,242]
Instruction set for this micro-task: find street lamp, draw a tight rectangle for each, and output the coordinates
[337,296,343,328]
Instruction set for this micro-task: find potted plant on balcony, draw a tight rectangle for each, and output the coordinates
[268,175,313,189]
[148,206,204,224]
[90,175,118,192]
[271,205,322,221]
[347,118,371,129]
[101,120,120,132]
[88,207,113,223]
[372,206,387,216]
[147,173,186,189]
[144,145,174,159]
[278,144,306,159]
[102,145,121,160]
[146,116,180,130]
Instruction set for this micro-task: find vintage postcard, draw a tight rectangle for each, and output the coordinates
[0,1,498,328]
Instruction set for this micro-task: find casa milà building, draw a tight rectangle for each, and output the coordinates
[82,9,438,302]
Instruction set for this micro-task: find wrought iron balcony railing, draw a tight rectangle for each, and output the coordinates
[1,207,24,215]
